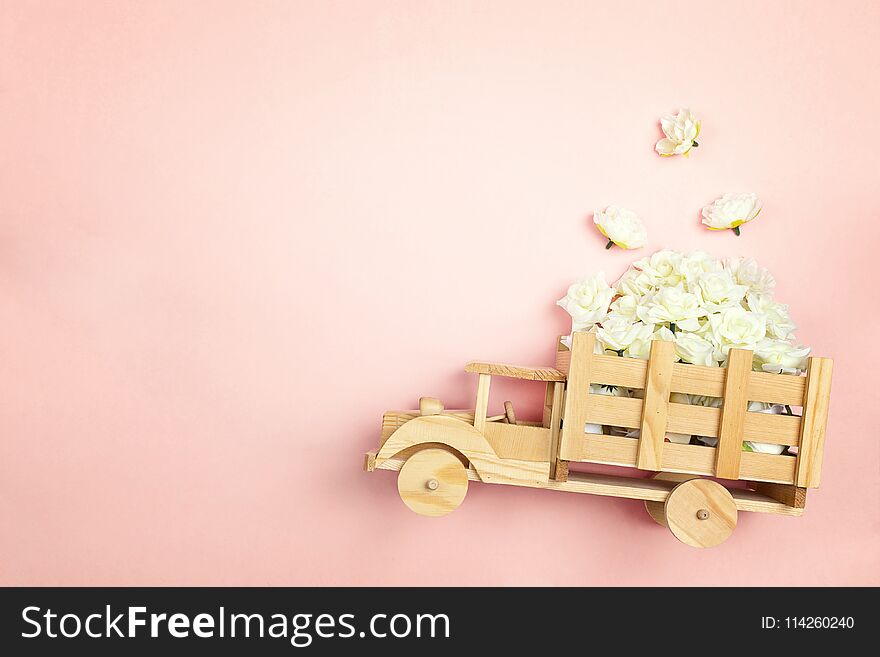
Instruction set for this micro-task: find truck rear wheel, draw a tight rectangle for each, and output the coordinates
[664,479,737,548]
[397,448,468,517]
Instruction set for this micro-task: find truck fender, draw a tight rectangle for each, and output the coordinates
[375,415,549,487]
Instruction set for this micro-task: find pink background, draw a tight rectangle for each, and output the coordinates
[2,1,879,586]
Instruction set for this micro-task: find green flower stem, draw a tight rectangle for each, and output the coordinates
[669,322,677,334]
[605,239,615,250]
[732,226,741,236]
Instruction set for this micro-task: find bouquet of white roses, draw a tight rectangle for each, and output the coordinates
[557,250,810,454]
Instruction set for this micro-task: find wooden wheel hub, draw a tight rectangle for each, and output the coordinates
[397,448,468,517]
[664,479,737,548]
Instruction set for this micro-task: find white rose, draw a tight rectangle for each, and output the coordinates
[754,338,810,374]
[692,270,748,313]
[608,294,639,322]
[615,269,657,298]
[655,108,700,157]
[596,318,654,354]
[677,251,723,282]
[593,206,648,250]
[674,331,718,367]
[701,193,762,235]
[725,257,775,294]
[557,273,614,331]
[634,250,684,287]
[746,293,796,339]
[708,307,766,354]
[637,286,703,327]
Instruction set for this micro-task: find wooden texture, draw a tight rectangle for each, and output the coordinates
[554,337,571,375]
[482,422,552,462]
[636,340,675,471]
[548,381,564,479]
[559,332,596,461]
[397,448,468,517]
[381,410,475,446]
[553,459,569,482]
[795,357,834,488]
[473,373,491,433]
[644,472,697,525]
[560,337,807,406]
[664,479,738,548]
[714,348,753,479]
[578,394,801,445]
[376,414,550,487]
[751,481,808,509]
[371,453,803,516]
[567,432,797,484]
[503,401,517,425]
[542,382,554,428]
[464,361,566,381]
[418,396,443,416]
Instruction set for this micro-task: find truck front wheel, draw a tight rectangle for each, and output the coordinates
[397,448,468,517]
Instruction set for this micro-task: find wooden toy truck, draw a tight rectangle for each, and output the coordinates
[364,332,833,548]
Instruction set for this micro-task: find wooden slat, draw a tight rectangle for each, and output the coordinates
[573,433,797,484]
[465,361,566,381]
[473,373,491,433]
[715,349,753,479]
[590,354,648,389]
[795,357,834,488]
[554,336,571,375]
[584,349,806,406]
[559,332,596,461]
[482,422,552,461]
[582,394,801,446]
[636,340,675,471]
[747,370,806,406]
[542,382,554,428]
[671,362,723,397]
[750,481,808,509]
[548,381,564,479]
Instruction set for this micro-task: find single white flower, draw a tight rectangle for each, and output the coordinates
[707,306,767,354]
[557,273,614,331]
[692,270,748,313]
[633,250,685,288]
[655,108,701,157]
[724,257,776,295]
[754,338,810,374]
[701,193,762,235]
[593,206,648,250]
[596,317,654,354]
[608,294,640,322]
[615,268,657,298]
[637,286,703,328]
[674,331,718,367]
